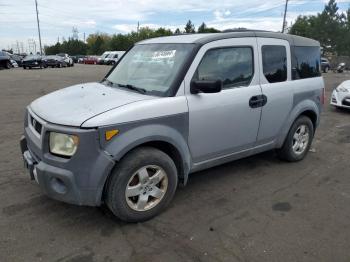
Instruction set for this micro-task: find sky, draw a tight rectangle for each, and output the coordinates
[0,0,349,52]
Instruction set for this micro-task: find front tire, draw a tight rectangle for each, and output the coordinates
[277,116,314,162]
[105,147,178,222]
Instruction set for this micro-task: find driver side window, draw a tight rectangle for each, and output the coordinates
[193,47,254,89]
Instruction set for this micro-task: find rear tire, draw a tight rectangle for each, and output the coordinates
[105,147,178,222]
[277,116,314,162]
[5,61,11,69]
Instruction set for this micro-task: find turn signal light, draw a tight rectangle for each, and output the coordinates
[105,129,119,141]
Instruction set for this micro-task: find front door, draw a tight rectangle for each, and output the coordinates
[185,38,263,164]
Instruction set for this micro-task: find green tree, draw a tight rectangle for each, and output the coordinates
[289,0,350,55]
[44,42,61,55]
[197,22,207,33]
[184,20,195,33]
[174,28,181,34]
[86,33,110,55]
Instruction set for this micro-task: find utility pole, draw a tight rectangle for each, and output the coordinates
[34,0,43,55]
[282,0,289,33]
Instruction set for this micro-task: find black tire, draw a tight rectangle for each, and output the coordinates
[5,61,11,69]
[105,147,178,222]
[277,116,314,162]
[23,66,26,69]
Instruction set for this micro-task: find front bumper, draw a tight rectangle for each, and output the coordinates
[330,90,350,109]
[20,109,115,206]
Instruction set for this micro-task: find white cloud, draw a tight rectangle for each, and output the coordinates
[213,9,232,21]
[0,0,342,49]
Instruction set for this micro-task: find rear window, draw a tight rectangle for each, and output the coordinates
[262,45,287,83]
[292,46,321,80]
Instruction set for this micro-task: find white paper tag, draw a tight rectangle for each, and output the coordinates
[152,50,176,60]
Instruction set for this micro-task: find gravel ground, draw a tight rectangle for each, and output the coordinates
[0,64,350,262]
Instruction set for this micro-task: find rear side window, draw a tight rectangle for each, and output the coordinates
[262,45,287,83]
[194,47,254,89]
[292,46,321,79]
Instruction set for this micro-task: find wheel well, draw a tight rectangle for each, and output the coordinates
[101,140,186,204]
[299,110,317,130]
[140,141,185,183]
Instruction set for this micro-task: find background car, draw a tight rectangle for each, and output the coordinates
[83,56,98,64]
[22,55,47,69]
[331,80,350,109]
[321,57,330,73]
[43,55,67,68]
[9,53,24,67]
[104,51,125,65]
[56,53,74,67]
[98,51,111,64]
[0,51,12,69]
[10,59,18,68]
[71,55,86,63]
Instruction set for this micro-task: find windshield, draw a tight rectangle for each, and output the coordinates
[106,43,195,96]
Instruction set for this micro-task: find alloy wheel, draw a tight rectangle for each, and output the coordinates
[125,165,168,211]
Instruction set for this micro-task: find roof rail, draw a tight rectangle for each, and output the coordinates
[222,29,272,33]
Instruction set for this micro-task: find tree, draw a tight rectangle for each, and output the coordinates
[289,0,350,55]
[86,33,110,54]
[197,22,206,33]
[184,20,195,33]
[174,28,181,34]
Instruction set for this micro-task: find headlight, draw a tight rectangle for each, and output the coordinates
[336,86,349,92]
[49,132,79,157]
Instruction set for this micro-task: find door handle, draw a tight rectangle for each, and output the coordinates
[249,95,267,108]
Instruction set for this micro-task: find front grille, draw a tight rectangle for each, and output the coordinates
[29,114,43,136]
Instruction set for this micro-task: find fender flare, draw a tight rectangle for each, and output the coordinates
[100,123,192,185]
[276,99,320,148]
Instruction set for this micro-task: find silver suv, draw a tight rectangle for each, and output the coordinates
[20,31,325,222]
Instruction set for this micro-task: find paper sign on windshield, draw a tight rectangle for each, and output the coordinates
[152,50,176,60]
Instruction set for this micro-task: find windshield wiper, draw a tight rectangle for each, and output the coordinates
[117,83,147,94]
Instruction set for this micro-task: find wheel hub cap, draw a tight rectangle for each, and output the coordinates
[292,124,310,155]
[125,165,168,212]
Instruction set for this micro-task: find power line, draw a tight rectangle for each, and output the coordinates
[34,0,43,55]
[282,0,289,33]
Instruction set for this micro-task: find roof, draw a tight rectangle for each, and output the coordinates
[138,30,320,47]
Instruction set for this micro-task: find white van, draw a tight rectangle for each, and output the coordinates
[104,51,126,65]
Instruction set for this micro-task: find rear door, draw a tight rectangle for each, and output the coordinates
[256,38,294,144]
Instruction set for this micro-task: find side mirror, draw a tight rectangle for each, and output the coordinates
[190,79,222,94]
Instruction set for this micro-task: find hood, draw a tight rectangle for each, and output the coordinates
[30,82,154,127]
[340,80,350,90]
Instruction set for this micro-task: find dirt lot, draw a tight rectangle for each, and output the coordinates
[0,65,349,262]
